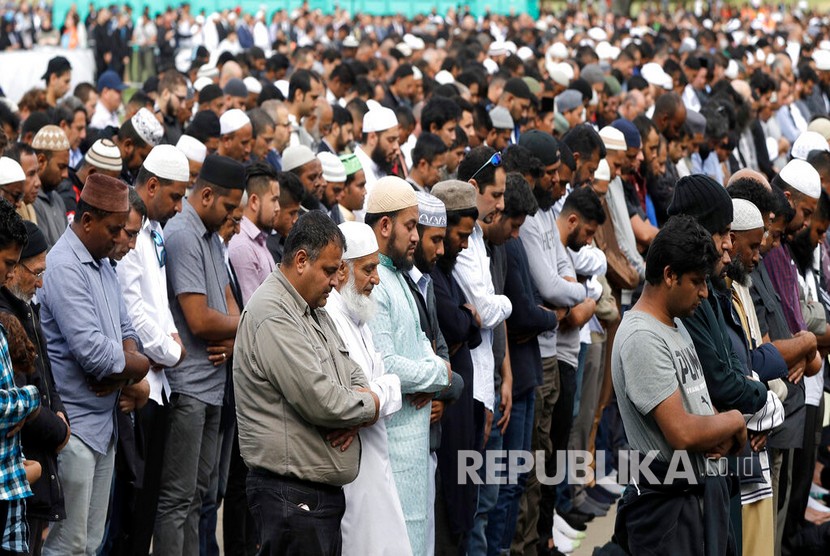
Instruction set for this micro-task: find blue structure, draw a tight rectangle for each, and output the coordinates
[54,1,538,28]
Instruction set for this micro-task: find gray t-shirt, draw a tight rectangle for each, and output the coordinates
[612,310,714,475]
[165,202,230,406]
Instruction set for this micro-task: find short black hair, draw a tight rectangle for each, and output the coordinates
[645,215,718,285]
[808,150,830,181]
[412,133,448,166]
[73,198,110,224]
[727,177,777,215]
[3,142,35,163]
[390,63,415,84]
[446,206,479,227]
[128,187,147,221]
[503,173,538,218]
[562,124,606,161]
[332,104,353,127]
[330,63,355,86]
[653,92,684,121]
[502,145,543,180]
[560,186,606,225]
[21,112,51,139]
[283,210,345,263]
[0,102,20,135]
[246,107,275,138]
[0,199,27,251]
[421,96,461,134]
[246,162,278,196]
[288,70,320,102]
[266,53,290,73]
[277,171,305,205]
[559,143,576,171]
[458,145,498,191]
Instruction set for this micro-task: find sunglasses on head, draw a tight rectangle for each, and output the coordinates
[468,151,502,183]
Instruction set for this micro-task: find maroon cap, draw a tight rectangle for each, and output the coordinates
[80,174,129,213]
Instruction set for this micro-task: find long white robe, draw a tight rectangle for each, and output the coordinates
[326,290,412,556]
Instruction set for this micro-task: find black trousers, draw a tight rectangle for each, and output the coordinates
[246,469,345,556]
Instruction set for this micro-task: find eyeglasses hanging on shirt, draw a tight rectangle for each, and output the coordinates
[151,230,166,268]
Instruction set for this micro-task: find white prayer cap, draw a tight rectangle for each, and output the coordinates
[549,62,574,87]
[546,42,569,62]
[435,70,455,85]
[482,58,499,75]
[342,35,359,48]
[220,109,251,135]
[791,131,830,160]
[489,106,514,130]
[197,63,219,80]
[403,33,425,51]
[779,159,821,199]
[243,76,262,95]
[587,27,608,42]
[813,49,830,71]
[366,176,417,213]
[517,46,535,62]
[0,157,24,185]
[366,99,382,111]
[594,159,610,182]
[488,40,507,57]
[641,62,673,90]
[731,199,765,231]
[504,41,517,55]
[84,138,123,172]
[282,145,317,172]
[176,135,207,164]
[412,66,423,81]
[318,152,346,183]
[416,191,447,227]
[193,76,214,92]
[339,221,379,260]
[142,144,190,182]
[395,42,413,57]
[599,126,626,151]
[362,107,398,133]
[595,41,620,61]
[725,59,740,80]
[131,108,164,147]
[274,80,289,99]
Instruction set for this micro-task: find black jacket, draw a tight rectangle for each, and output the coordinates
[0,287,67,521]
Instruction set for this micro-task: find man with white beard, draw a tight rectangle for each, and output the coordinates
[327,221,411,556]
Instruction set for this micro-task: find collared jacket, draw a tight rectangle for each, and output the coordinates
[0,287,67,521]
[233,269,376,486]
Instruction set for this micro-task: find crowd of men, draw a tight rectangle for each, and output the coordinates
[1,3,830,556]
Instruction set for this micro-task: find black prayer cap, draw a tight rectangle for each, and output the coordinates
[504,77,532,100]
[186,111,221,141]
[199,154,246,191]
[20,221,47,260]
[199,84,224,104]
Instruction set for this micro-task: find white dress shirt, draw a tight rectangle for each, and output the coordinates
[452,223,512,411]
[89,100,120,130]
[116,218,178,403]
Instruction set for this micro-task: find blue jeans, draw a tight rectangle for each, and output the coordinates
[485,389,536,556]
[467,398,503,555]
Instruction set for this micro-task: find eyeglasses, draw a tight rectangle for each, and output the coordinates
[468,151,502,183]
[17,262,44,280]
[150,230,166,268]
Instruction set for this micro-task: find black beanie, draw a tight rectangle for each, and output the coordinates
[667,174,733,234]
[518,130,560,166]
[20,221,47,260]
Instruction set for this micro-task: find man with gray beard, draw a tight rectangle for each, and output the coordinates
[0,221,70,553]
[326,221,410,556]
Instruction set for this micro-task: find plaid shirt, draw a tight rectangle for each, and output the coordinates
[0,325,39,554]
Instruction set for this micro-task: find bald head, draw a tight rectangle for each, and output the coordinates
[220,61,243,88]
[728,168,771,191]
[731,80,752,103]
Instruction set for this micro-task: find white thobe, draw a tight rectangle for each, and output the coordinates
[326,290,411,556]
